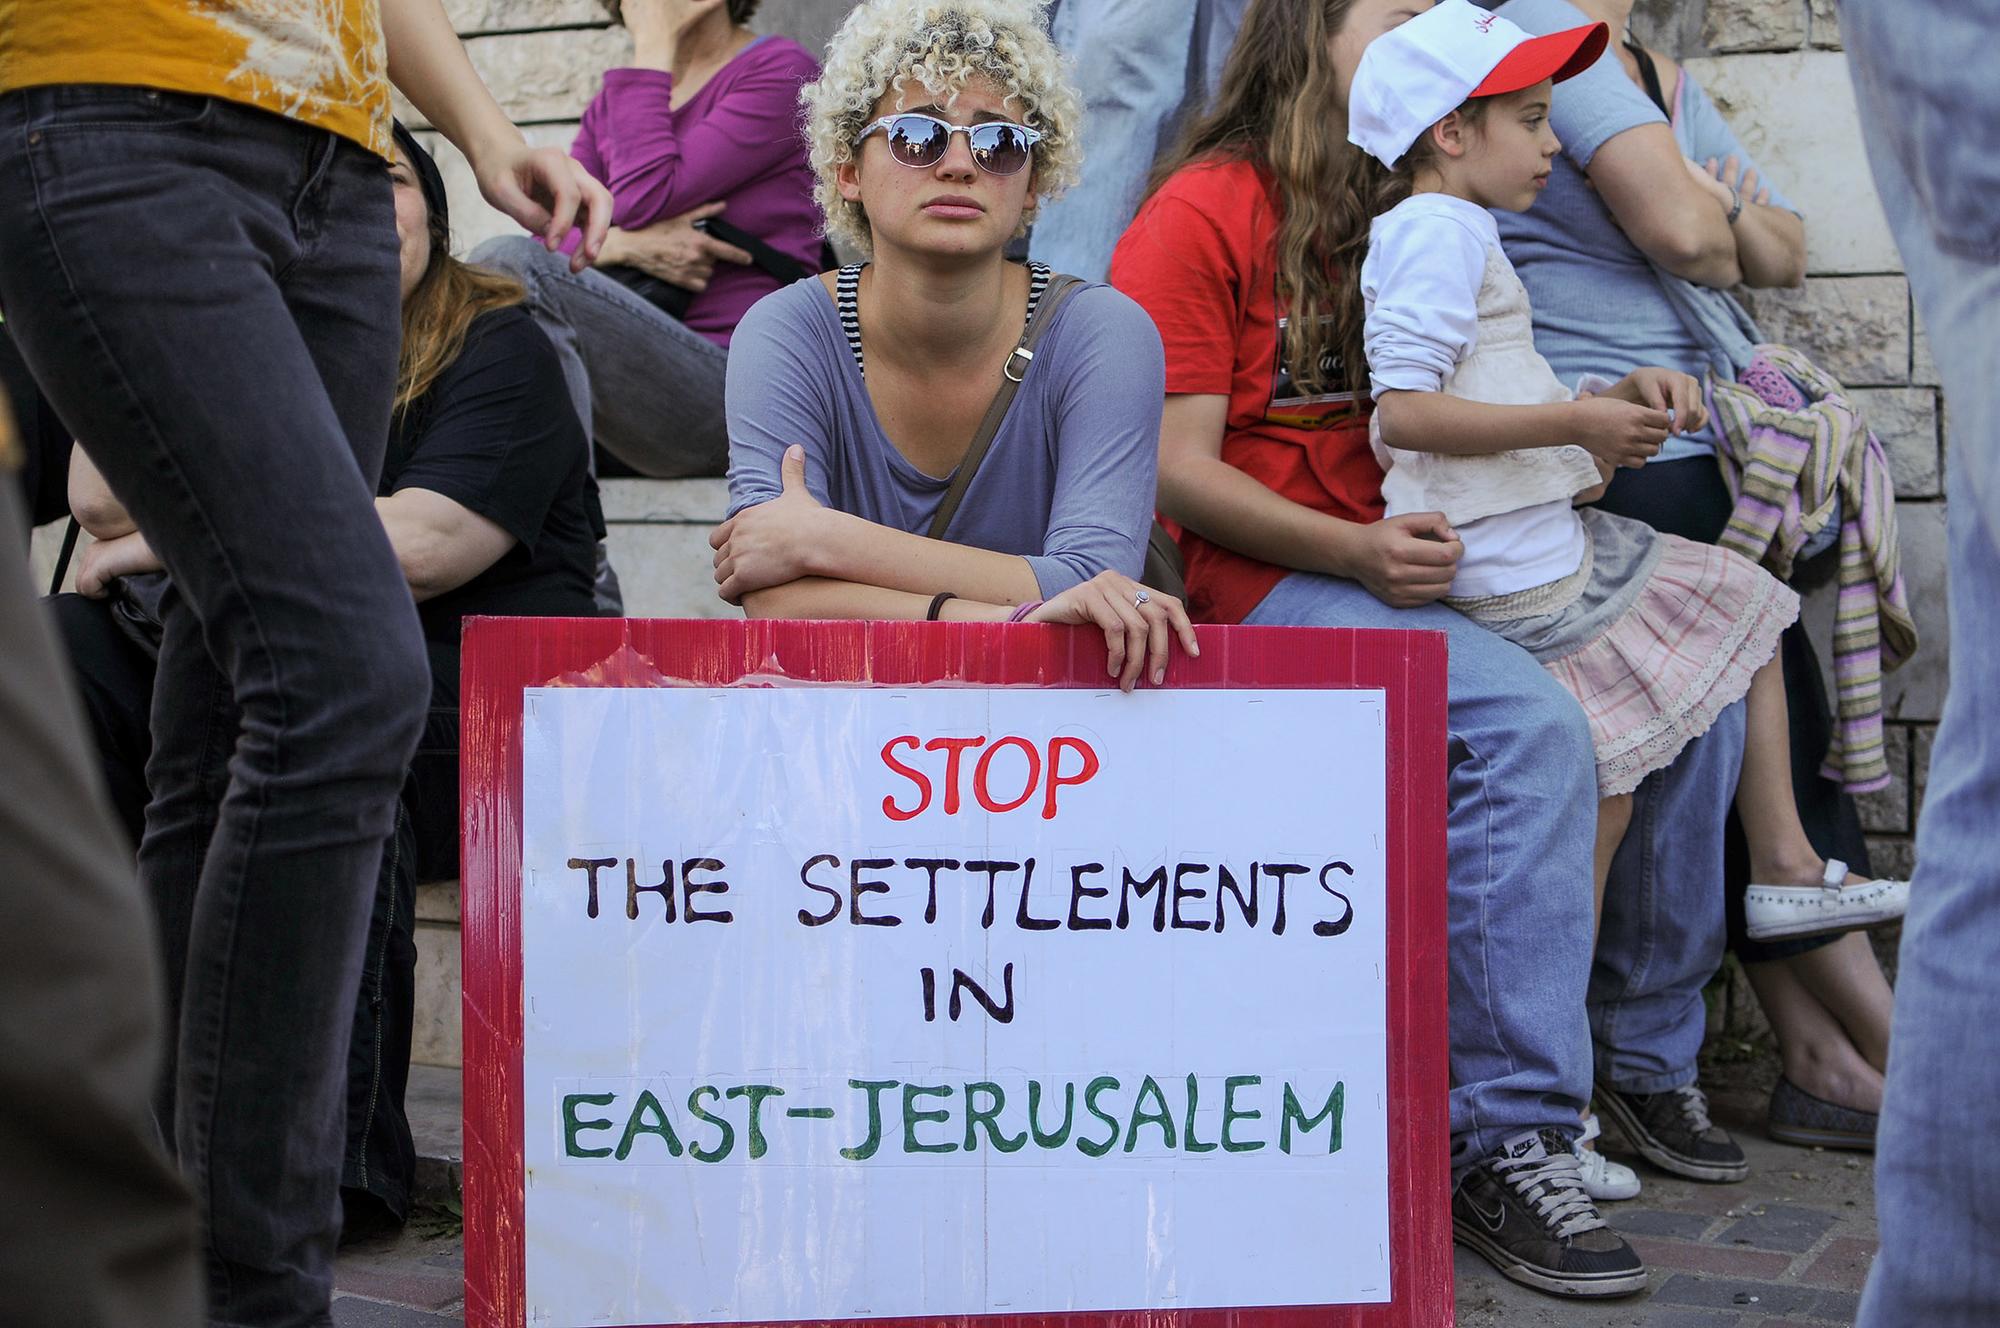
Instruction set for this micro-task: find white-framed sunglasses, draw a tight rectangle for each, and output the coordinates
[855,113,1044,176]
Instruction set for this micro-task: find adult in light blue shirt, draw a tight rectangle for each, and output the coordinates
[1494,0,1895,1155]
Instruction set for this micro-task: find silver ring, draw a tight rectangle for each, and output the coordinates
[1134,590,1150,607]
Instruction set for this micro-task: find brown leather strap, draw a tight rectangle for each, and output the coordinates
[927,273,1085,541]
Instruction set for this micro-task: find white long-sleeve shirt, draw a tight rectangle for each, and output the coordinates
[1361,193,1600,598]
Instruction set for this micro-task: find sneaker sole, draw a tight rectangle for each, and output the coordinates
[1744,907,1903,942]
[1452,1221,1648,1298]
[1767,1120,1876,1152]
[1595,1090,1750,1183]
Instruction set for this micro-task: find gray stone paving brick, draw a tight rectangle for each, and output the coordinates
[1717,1202,1839,1253]
[1614,1208,1719,1240]
[332,1297,459,1327]
[1652,1273,1824,1316]
[1810,1288,1864,1322]
[1644,1309,1747,1327]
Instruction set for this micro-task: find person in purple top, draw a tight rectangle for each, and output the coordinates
[712,0,1197,690]
[476,0,821,478]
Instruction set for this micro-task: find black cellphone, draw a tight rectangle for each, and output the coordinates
[692,216,817,283]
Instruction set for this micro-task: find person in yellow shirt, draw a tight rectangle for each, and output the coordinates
[0,3,610,1324]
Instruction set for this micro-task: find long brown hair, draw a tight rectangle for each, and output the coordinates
[1148,0,1392,398]
[396,249,526,413]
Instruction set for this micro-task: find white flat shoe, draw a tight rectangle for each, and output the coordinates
[1744,858,1909,942]
[1573,1112,1641,1202]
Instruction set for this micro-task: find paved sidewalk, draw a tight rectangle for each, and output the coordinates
[335,1072,1875,1327]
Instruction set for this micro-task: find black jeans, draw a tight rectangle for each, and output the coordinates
[0,89,430,1323]
[1594,456,1872,963]
[46,593,457,1227]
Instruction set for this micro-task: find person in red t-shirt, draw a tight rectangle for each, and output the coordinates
[1111,0,1748,1302]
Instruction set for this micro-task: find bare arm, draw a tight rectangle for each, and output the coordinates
[1733,201,1807,289]
[374,488,518,602]
[75,531,164,598]
[1158,395,1368,576]
[741,579,1012,621]
[742,568,1197,693]
[380,0,611,266]
[710,445,1044,606]
[1587,122,1743,288]
[66,446,137,540]
[1375,392,1582,456]
[1688,155,1806,288]
[1156,394,1463,610]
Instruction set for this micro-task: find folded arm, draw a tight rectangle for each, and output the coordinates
[374,487,517,602]
[66,445,137,540]
[1588,121,1743,288]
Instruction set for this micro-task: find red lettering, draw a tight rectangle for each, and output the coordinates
[924,736,986,814]
[973,736,1041,814]
[1042,736,1101,820]
[880,735,930,822]
[885,734,1106,821]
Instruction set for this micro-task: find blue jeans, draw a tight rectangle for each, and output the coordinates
[1842,3,2000,1322]
[472,233,729,479]
[1030,0,1250,281]
[1247,573,1740,1172]
[0,89,430,1324]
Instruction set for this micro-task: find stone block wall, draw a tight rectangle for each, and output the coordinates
[424,0,1946,876]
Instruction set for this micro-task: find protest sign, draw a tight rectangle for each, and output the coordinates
[463,618,1449,1327]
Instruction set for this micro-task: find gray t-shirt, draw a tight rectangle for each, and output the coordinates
[1493,0,1798,461]
[725,275,1165,597]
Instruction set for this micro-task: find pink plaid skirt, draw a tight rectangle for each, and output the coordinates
[1449,507,1799,796]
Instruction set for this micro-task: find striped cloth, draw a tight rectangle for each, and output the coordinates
[836,262,1052,377]
[1707,344,1917,793]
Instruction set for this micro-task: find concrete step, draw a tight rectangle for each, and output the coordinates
[599,477,734,619]
[408,1063,463,1210]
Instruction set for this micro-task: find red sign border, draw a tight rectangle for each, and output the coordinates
[462,618,1451,1328]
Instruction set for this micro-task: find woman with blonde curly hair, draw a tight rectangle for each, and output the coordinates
[709,0,1196,687]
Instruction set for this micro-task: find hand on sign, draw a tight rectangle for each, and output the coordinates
[1345,512,1461,609]
[709,444,829,603]
[1025,570,1199,692]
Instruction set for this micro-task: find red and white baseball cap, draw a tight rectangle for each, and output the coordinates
[1347,0,1608,168]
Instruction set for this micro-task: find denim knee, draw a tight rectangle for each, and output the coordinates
[469,233,562,286]
[266,609,430,807]
[345,618,431,776]
[1491,673,1597,805]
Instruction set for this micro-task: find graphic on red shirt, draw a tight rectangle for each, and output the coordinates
[1110,158,1386,625]
[1267,313,1363,428]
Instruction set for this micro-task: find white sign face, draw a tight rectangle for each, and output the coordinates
[519,686,1391,1327]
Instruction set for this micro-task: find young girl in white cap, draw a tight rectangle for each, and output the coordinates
[1346,0,1907,1179]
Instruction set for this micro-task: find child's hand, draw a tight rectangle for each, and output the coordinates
[1611,366,1709,434]
[1345,512,1463,609]
[1568,396,1671,469]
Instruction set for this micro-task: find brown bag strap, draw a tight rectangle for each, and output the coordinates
[927,273,1085,541]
